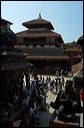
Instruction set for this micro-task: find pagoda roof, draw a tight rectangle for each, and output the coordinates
[1,18,13,25]
[1,47,28,56]
[25,56,69,60]
[16,30,63,39]
[20,47,69,60]
[22,14,54,30]
[1,25,17,47]
[1,61,32,71]
[1,47,23,52]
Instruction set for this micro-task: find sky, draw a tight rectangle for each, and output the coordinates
[1,1,83,43]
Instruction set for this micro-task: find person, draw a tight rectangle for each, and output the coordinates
[48,76,51,83]
[25,73,29,90]
[36,92,46,111]
[29,104,39,125]
[60,69,63,76]
[61,77,65,91]
[42,77,45,84]
[50,80,54,93]
[80,88,83,107]
[59,80,62,92]
[13,92,19,105]
[55,70,59,76]
[72,73,75,88]
[46,77,49,90]
[39,75,42,81]
[50,80,83,118]
[69,63,72,74]
[55,80,59,94]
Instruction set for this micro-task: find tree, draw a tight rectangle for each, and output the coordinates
[64,41,77,50]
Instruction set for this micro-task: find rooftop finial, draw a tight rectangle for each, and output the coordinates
[38,13,42,20]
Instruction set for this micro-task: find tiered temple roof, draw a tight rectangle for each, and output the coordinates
[1,24,16,47]
[1,18,32,71]
[16,30,61,38]
[20,47,69,60]
[16,14,64,47]
[22,13,54,30]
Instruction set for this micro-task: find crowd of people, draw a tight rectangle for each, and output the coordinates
[27,73,83,122]
[1,72,83,126]
[49,76,66,94]
[24,74,75,124]
[22,74,66,125]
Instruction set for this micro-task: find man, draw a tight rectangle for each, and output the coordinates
[55,80,59,94]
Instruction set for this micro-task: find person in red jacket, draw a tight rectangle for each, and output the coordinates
[80,88,83,107]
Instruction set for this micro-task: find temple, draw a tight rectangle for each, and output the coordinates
[16,14,70,75]
[1,18,32,105]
